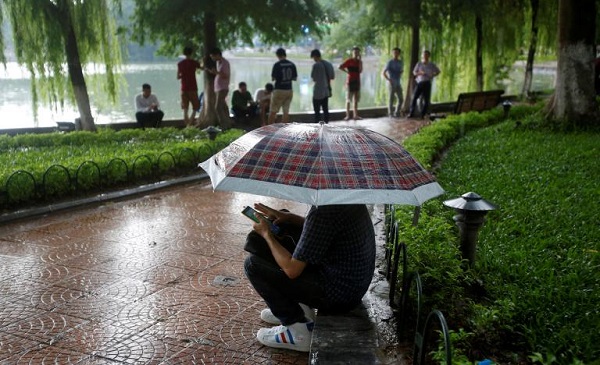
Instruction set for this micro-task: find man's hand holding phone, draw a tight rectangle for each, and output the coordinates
[241,206,281,235]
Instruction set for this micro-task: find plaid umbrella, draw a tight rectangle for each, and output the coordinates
[199,123,443,206]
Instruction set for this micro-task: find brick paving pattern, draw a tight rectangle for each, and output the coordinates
[0,117,427,364]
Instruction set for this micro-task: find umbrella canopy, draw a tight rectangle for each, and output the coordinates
[199,123,444,206]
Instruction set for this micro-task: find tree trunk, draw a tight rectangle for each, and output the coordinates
[56,0,95,131]
[403,0,420,113]
[547,0,598,128]
[522,0,539,97]
[197,10,219,129]
[475,15,483,92]
[64,21,95,132]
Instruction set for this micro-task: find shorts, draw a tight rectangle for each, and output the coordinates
[181,90,200,110]
[346,89,361,103]
[270,89,293,114]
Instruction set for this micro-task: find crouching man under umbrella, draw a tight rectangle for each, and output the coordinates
[244,202,375,352]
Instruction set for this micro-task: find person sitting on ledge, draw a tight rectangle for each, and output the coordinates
[244,203,376,352]
[135,83,164,129]
[231,81,257,123]
[254,83,274,126]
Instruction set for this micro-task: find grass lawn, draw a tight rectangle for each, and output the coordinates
[397,114,599,364]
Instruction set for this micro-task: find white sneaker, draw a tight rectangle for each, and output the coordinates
[256,321,314,352]
[260,303,316,325]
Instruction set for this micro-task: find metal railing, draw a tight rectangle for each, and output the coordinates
[385,204,452,365]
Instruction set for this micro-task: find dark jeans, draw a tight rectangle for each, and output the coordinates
[135,110,164,128]
[232,106,257,121]
[409,81,432,117]
[312,97,330,123]
[244,254,327,325]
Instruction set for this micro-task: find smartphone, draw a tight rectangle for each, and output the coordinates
[241,206,281,234]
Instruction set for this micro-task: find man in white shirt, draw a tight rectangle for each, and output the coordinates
[254,83,274,126]
[135,83,164,129]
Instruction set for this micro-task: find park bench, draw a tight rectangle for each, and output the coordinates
[430,89,505,120]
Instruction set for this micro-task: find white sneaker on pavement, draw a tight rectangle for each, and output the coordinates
[256,321,314,352]
[260,303,316,325]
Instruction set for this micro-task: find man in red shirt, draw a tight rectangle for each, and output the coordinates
[177,47,202,126]
[339,47,363,120]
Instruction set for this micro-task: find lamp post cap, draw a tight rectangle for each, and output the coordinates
[443,191,498,212]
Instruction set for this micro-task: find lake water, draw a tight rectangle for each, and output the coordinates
[0,57,556,130]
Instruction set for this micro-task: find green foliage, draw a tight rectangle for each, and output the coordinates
[375,0,558,101]
[0,0,123,116]
[400,106,600,363]
[131,0,327,56]
[0,127,244,209]
[403,104,538,169]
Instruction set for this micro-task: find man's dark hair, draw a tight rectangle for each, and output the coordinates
[183,47,193,56]
[276,48,286,57]
[392,47,401,52]
[238,81,247,88]
[142,83,151,90]
[265,83,274,91]
[310,49,321,58]
[210,47,222,56]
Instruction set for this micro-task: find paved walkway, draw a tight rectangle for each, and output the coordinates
[0,117,428,364]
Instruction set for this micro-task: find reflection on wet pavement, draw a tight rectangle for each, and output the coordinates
[0,117,428,363]
[0,183,313,363]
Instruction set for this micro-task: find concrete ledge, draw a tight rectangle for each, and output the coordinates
[309,297,385,364]
[309,205,403,365]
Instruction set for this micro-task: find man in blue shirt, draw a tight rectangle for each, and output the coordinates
[383,47,404,118]
[244,203,376,352]
[267,48,298,125]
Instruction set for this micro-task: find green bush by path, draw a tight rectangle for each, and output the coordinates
[0,127,244,209]
[397,108,599,364]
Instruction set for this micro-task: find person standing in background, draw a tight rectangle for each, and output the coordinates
[208,47,233,129]
[383,47,404,118]
[268,48,298,125]
[177,46,201,126]
[408,50,440,119]
[310,49,335,124]
[339,47,363,121]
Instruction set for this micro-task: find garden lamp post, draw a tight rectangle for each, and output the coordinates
[502,100,512,118]
[202,126,222,141]
[443,192,498,267]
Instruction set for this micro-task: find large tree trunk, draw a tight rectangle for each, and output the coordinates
[403,0,421,113]
[475,15,483,91]
[546,0,598,128]
[522,0,539,97]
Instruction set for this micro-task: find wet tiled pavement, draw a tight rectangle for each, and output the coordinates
[0,117,427,364]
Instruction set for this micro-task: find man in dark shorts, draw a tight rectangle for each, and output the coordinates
[339,47,363,120]
[177,46,202,126]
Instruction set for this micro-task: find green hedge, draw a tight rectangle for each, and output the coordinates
[0,127,244,210]
[394,104,598,364]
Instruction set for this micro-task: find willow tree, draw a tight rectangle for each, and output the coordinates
[546,0,598,128]
[131,0,327,129]
[521,0,558,97]
[0,0,122,131]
